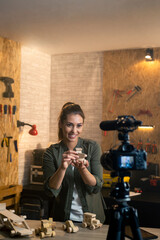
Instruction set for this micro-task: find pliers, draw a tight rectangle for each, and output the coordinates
[1,135,9,147]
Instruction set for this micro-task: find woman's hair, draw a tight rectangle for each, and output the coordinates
[58,102,85,140]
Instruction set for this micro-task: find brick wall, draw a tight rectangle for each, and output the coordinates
[19,47,51,185]
[19,50,103,185]
[50,52,103,145]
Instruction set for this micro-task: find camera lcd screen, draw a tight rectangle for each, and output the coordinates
[119,156,134,169]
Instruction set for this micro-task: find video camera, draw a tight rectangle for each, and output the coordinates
[100,115,147,172]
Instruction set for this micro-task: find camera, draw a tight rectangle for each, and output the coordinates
[100,115,147,172]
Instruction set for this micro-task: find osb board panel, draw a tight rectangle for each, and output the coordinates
[102,48,160,171]
[0,37,21,185]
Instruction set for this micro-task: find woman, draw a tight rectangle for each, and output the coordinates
[42,102,105,223]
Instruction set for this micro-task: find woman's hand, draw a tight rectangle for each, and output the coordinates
[60,150,79,170]
[73,159,89,170]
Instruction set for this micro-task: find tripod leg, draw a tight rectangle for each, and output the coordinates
[107,207,125,240]
[129,207,143,240]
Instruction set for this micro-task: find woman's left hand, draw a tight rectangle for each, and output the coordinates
[72,159,89,169]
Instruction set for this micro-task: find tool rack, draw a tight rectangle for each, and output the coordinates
[0,37,21,186]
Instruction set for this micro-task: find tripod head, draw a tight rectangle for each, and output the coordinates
[110,171,131,202]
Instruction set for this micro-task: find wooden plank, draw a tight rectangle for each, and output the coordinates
[0,37,21,186]
[0,185,22,199]
[0,198,15,207]
[102,49,160,172]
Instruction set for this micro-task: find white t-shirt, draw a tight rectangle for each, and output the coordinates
[70,167,83,222]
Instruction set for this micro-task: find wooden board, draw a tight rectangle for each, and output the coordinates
[102,48,160,171]
[0,37,21,185]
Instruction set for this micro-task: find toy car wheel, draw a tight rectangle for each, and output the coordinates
[52,231,56,237]
[35,228,40,235]
[82,222,87,228]
[62,224,66,230]
[67,227,72,233]
[40,232,45,239]
[10,230,16,237]
[90,224,95,230]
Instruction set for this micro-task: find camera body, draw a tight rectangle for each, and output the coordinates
[100,115,147,172]
[101,147,147,172]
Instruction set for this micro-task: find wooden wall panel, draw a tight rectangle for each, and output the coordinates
[102,48,160,170]
[0,37,21,185]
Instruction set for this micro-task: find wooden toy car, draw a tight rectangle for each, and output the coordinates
[0,203,33,237]
[62,220,79,233]
[35,218,56,238]
[75,148,88,166]
[82,212,102,230]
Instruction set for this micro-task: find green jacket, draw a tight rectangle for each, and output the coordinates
[42,137,105,223]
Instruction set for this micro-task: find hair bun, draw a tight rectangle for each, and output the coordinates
[62,102,75,109]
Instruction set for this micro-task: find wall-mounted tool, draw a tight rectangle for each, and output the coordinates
[137,139,143,150]
[0,104,2,117]
[152,141,158,154]
[4,105,7,131]
[8,105,12,122]
[145,139,152,153]
[137,109,152,117]
[126,85,141,102]
[108,89,124,113]
[14,140,18,152]
[6,136,13,162]
[0,77,14,98]
[1,134,9,148]
[12,105,16,127]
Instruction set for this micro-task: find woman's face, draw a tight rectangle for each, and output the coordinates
[61,113,84,144]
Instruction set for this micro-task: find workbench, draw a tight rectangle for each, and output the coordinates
[0,220,160,239]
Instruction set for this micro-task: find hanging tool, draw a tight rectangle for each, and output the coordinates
[0,77,14,98]
[0,104,2,117]
[6,136,13,162]
[152,141,158,154]
[1,134,9,147]
[8,105,12,122]
[14,140,18,152]
[127,87,135,95]
[137,109,152,117]
[4,105,7,131]
[137,139,143,150]
[108,89,124,113]
[126,85,141,102]
[12,105,16,127]
[145,139,152,153]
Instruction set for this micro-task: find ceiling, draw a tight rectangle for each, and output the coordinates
[0,0,160,55]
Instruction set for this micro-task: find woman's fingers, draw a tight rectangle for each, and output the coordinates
[73,159,89,168]
[62,150,79,167]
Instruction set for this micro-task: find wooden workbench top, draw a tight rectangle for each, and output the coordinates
[0,220,160,239]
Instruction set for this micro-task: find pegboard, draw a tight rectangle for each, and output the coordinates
[0,37,21,185]
[102,48,160,172]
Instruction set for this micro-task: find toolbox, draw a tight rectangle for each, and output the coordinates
[30,165,43,185]
[103,173,130,188]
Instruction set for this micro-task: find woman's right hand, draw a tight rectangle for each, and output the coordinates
[60,150,79,170]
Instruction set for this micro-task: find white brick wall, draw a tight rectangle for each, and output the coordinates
[50,52,103,145]
[19,47,51,185]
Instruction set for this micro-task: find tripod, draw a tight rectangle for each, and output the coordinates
[107,172,143,240]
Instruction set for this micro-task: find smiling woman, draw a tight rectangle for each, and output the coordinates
[42,102,106,223]
[58,102,84,146]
